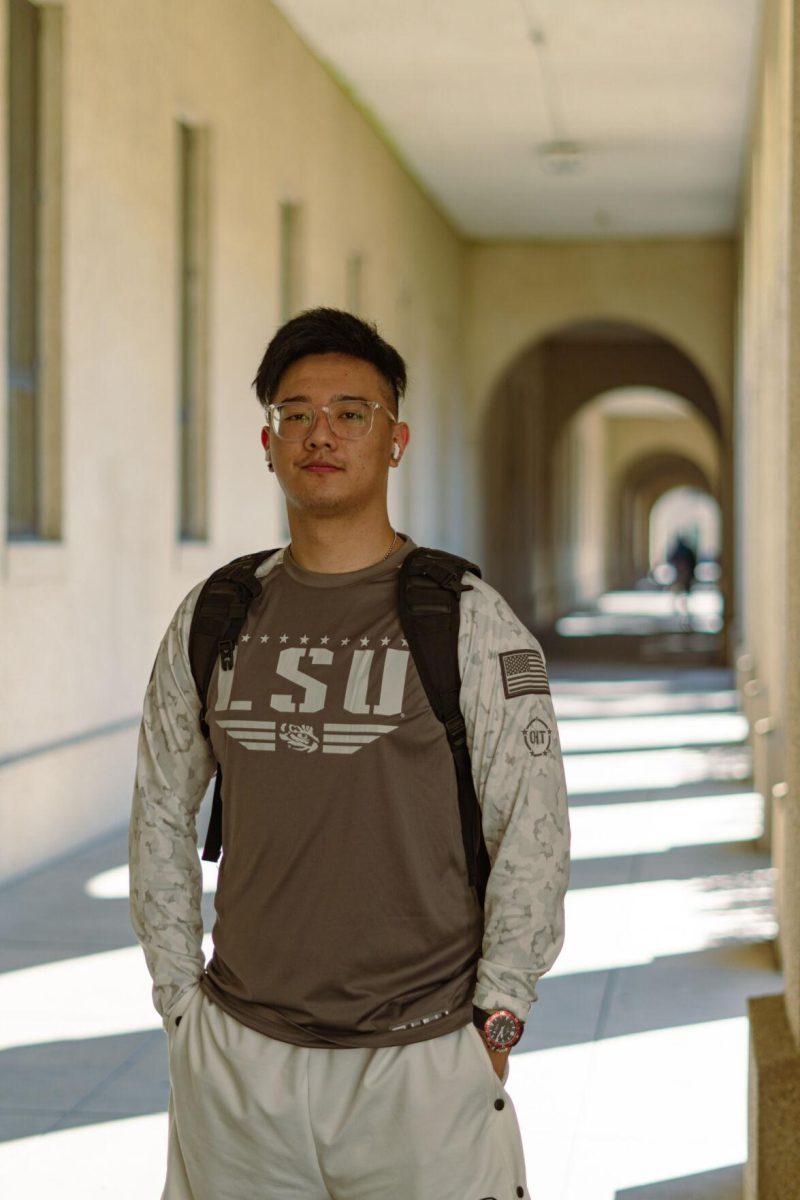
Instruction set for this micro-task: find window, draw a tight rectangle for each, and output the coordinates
[7,0,63,540]
[177,120,210,541]
[345,252,363,314]
[278,201,303,323]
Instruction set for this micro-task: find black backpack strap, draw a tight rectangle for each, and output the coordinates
[397,546,492,909]
[188,547,282,862]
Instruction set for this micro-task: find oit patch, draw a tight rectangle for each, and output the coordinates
[523,715,552,757]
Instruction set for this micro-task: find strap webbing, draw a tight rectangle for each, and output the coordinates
[397,548,491,908]
[188,548,280,861]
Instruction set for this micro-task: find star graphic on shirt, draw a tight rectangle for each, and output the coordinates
[401,638,408,646]
[280,634,289,643]
[320,635,329,644]
[300,635,309,644]
[360,636,370,646]
[240,634,250,642]
[260,634,269,643]
[341,637,350,645]
[381,636,390,646]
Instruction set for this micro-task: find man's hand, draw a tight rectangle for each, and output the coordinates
[478,1032,510,1080]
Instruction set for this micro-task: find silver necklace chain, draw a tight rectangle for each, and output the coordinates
[289,528,399,567]
[382,528,399,560]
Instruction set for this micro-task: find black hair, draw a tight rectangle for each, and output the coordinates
[251,307,407,415]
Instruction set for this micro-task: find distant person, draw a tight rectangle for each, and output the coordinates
[667,533,697,629]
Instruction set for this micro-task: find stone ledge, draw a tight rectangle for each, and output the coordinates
[746,992,800,1200]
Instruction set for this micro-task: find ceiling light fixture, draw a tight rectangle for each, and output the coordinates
[537,139,585,175]
[519,1,584,177]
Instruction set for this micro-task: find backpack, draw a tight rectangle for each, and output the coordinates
[187,545,493,909]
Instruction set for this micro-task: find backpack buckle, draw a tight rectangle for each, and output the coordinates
[444,712,467,747]
[420,559,473,596]
[219,639,235,670]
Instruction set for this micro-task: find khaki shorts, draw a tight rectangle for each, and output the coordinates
[162,984,529,1200]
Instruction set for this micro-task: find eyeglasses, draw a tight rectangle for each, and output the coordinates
[265,397,397,441]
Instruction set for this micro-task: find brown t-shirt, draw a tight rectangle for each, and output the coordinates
[198,534,484,1047]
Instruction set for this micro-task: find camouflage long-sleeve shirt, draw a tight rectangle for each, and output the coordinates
[128,547,571,1035]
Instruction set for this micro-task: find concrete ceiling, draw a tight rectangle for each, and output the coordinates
[271,0,762,239]
[596,389,694,418]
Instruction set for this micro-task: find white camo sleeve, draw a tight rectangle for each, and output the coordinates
[128,579,217,1033]
[458,572,571,1023]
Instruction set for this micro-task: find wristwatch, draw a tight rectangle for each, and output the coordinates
[472,1005,524,1052]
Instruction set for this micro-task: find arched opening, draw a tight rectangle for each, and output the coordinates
[481,318,730,662]
[649,486,721,577]
[617,445,718,586]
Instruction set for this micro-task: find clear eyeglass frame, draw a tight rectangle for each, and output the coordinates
[264,398,398,441]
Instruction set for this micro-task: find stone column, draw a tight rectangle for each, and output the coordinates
[746,1,800,1195]
[783,0,800,1045]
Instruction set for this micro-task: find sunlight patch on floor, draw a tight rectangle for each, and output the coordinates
[595,591,722,617]
[0,934,215,1051]
[553,689,739,719]
[555,587,724,636]
[558,711,747,752]
[0,1112,169,1197]
[550,871,776,977]
[508,1017,747,1200]
[564,745,751,795]
[86,857,219,900]
[568,791,762,858]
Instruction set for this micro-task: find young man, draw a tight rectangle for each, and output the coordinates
[129,307,571,1199]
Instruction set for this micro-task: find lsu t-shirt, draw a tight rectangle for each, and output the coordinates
[198,534,484,1047]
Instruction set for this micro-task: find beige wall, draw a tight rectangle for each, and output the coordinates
[734,0,792,816]
[0,0,466,884]
[604,413,718,496]
[736,1,800,1194]
[464,238,737,437]
[553,404,609,607]
[736,0,796,989]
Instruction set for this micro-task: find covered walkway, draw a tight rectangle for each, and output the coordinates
[2,0,798,1194]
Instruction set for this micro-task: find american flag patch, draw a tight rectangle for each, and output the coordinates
[499,648,550,699]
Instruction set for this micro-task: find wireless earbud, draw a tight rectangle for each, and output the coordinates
[391,444,400,461]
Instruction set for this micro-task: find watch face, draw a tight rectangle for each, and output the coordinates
[485,1010,520,1049]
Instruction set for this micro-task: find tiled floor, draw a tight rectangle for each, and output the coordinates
[0,665,782,1198]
